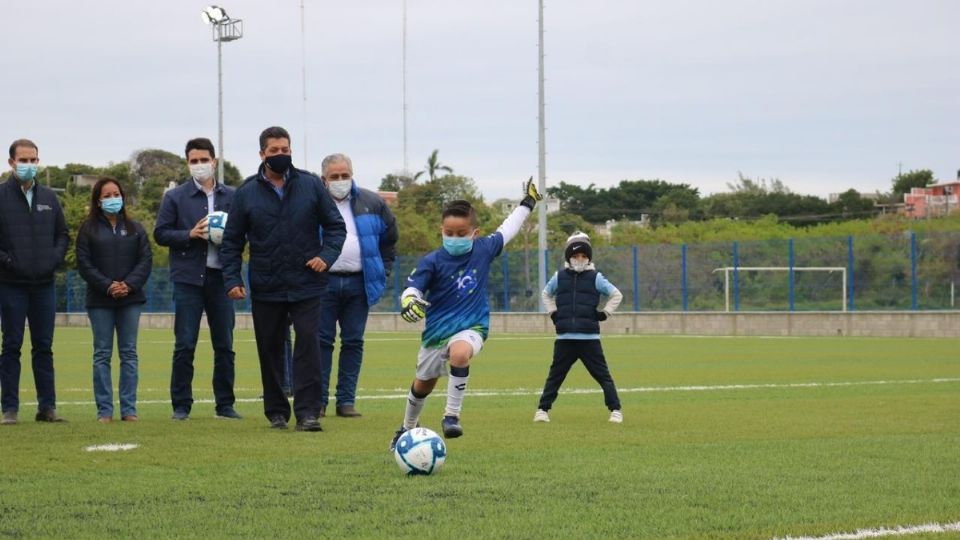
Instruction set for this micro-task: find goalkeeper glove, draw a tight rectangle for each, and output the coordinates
[520,176,543,210]
[400,295,430,323]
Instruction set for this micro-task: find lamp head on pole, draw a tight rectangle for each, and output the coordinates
[201,6,228,25]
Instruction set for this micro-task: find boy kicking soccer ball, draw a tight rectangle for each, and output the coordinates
[533,232,624,424]
[389,179,542,451]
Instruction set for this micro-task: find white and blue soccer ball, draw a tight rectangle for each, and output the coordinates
[393,427,447,475]
[207,211,228,246]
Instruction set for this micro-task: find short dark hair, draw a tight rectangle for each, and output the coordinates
[259,126,291,151]
[9,138,38,159]
[185,138,216,159]
[442,199,478,226]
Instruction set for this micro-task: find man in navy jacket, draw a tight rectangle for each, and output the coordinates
[154,138,239,421]
[220,126,346,432]
[0,139,69,425]
[317,153,397,418]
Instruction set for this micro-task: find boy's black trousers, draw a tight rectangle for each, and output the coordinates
[537,339,621,411]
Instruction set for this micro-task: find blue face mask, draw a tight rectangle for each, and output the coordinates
[442,235,474,256]
[101,197,124,215]
[15,163,38,182]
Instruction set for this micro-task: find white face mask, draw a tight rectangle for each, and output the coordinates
[570,259,590,273]
[190,162,215,181]
[327,179,352,200]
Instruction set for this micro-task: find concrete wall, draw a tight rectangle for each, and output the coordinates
[54,311,960,338]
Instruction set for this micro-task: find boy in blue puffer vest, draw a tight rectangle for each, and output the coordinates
[534,232,624,424]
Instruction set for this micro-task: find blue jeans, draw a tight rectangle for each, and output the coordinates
[170,269,236,413]
[317,273,369,407]
[88,304,143,418]
[0,281,57,413]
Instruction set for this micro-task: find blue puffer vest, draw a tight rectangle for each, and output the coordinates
[554,268,600,334]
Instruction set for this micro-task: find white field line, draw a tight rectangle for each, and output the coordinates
[777,521,960,539]
[55,333,853,347]
[23,377,960,407]
[84,443,139,452]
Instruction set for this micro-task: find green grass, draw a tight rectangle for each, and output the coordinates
[1,329,958,539]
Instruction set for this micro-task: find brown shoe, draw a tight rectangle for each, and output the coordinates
[1,411,18,425]
[97,416,112,424]
[121,415,139,422]
[35,409,66,423]
[336,405,362,418]
[319,405,326,418]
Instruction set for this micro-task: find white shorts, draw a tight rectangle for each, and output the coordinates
[415,329,485,380]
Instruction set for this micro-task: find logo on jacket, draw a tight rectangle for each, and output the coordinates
[36,204,52,212]
[452,268,479,296]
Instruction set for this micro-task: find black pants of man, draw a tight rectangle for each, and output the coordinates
[537,339,621,411]
[251,296,323,423]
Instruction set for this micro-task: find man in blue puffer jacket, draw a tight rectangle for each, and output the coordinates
[316,153,397,418]
[220,126,346,432]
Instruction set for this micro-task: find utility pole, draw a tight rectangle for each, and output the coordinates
[537,0,547,305]
[402,0,409,176]
[300,0,309,169]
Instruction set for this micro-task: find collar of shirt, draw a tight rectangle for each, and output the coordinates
[192,177,217,194]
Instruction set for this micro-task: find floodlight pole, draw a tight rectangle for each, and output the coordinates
[537,0,547,307]
[217,36,225,182]
[205,8,242,183]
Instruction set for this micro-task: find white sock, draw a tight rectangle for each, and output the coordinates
[444,366,470,418]
[403,388,427,429]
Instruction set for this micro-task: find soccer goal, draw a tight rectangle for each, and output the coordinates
[713,267,847,312]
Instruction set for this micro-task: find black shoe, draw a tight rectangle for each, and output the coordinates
[268,416,288,429]
[441,415,463,438]
[336,404,362,418]
[389,426,408,452]
[35,409,66,423]
[295,416,322,432]
[171,409,190,421]
[215,407,242,420]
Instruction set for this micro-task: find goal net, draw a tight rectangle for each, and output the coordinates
[713,267,847,312]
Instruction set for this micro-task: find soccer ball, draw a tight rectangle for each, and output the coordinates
[393,427,447,475]
[207,211,228,246]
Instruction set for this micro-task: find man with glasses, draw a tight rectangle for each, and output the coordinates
[316,153,397,418]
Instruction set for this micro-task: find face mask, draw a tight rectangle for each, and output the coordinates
[15,163,38,182]
[570,259,590,273]
[442,235,474,256]
[101,197,124,215]
[326,179,352,200]
[190,162,215,181]
[265,154,292,174]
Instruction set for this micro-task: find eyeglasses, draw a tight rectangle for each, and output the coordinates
[327,174,352,181]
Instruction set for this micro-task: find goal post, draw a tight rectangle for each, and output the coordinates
[712,267,847,312]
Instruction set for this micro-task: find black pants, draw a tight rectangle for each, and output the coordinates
[538,339,621,411]
[251,297,322,422]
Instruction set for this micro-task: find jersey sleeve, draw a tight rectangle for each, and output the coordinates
[405,253,435,295]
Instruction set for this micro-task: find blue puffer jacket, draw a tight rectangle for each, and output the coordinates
[220,165,346,302]
[327,183,397,306]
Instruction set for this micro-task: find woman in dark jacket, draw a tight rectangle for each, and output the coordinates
[75,177,152,423]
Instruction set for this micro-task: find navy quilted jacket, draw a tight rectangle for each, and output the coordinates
[220,165,346,302]
[0,177,69,284]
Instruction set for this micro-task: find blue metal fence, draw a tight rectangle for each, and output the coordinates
[55,231,960,313]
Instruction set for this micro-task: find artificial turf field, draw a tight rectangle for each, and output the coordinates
[1,327,958,539]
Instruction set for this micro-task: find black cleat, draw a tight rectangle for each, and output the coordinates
[441,415,463,438]
[295,416,322,432]
[389,426,408,452]
[268,416,288,429]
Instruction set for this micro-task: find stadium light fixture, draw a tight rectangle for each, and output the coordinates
[200,5,243,182]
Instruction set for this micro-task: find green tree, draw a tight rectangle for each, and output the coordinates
[413,149,453,183]
[379,173,413,191]
[892,169,934,196]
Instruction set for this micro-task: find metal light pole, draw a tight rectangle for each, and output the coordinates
[537,0,548,304]
[202,6,243,182]
[300,0,309,169]
[402,0,409,176]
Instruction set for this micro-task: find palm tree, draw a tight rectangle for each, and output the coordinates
[413,149,453,183]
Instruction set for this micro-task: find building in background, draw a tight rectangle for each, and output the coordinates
[904,182,960,219]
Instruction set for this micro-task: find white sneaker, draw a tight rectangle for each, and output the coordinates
[608,410,623,424]
[533,409,550,423]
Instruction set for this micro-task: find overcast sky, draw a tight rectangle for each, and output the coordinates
[3,1,958,200]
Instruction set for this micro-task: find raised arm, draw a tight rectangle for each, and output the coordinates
[496,177,542,247]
